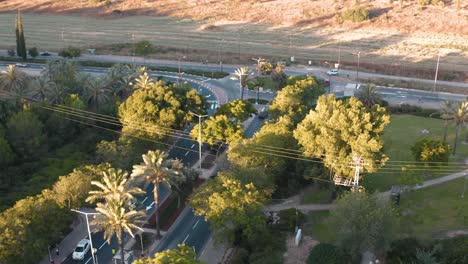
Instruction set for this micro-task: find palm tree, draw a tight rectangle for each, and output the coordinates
[86,168,144,204]
[83,77,111,111]
[29,75,51,101]
[131,72,154,90]
[452,101,468,155]
[93,198,145,263]
[0,65,28,93]
[131,150,186,238]
[45,83,67,104]
[438,100,454,143]
[356,83,382,108]
[231,67,253,100]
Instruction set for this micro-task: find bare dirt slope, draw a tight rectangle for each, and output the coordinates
[0,0,466,35]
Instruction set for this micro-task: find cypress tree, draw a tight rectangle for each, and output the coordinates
[15,10,27,60]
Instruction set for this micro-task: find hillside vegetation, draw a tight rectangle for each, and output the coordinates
[0,0,466,35]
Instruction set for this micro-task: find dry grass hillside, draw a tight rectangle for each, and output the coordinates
[0,0,466,35]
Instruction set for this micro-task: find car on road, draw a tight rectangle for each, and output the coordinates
[14,63,27,67]
[326,69,339,76]
[72,239,91,260]
[40,52,51,56]
[258,105,269,119]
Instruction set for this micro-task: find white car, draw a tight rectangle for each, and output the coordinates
[72,239,91,260]
[14,63,27,67]
[326,69,339,76]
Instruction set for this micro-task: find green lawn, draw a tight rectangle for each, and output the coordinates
[303,210,334,243]
[302,186,332,204]
[398,177,468,239]
[363,115,468,191]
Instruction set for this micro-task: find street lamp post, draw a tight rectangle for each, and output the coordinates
[190,112,208,170]
[462,172,467,198]
[71,209,100,264]
[433,52,441,93]
[218,39,225,72]
[353,52,361,90]
[178,56,186,86]
[252,57,265,105]
[324,61,332,94]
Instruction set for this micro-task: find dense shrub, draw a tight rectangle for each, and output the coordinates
[388,104,440,118]
[386,238,426,264]
[276,208,307,231]
[433,235,468,264]
[341,6,369,22]
[28,47,38,58]
[306,243,347,264]
[58,46,81,58]
[135,40,155,56]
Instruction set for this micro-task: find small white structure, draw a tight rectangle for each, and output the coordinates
[295,229,302,246]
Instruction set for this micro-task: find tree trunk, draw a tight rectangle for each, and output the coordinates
[256,87,259,104]
[119,237,124,264]
[239,82,244,100]
[452,125,460,155]
[443,119,448,143]
[153,183,161,238]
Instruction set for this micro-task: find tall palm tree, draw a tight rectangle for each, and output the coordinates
[83,77,111,111]
[356,83,382,108]
[86,168,144,203]
[231,67,253,100]
[131,150,186,238]
[0,65,28,93]
[131,72,154,90]
[93,198,145,263]
[452,101,468,155]
[439,100,454,143]
[29,75,51,101]
[45,82,67,104]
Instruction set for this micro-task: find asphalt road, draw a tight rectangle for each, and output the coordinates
[152,114,265,258]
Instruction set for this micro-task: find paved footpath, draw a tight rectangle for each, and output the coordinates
[266,169,468,214]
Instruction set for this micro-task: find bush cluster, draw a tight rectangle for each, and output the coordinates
[58,46,81,58]
[388,104,440,118]
[341,6,369,22]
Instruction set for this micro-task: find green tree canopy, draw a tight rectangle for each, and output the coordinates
[306,243,347,264]
[135,244,205,264]
[294,95,390,178]
[52,163,110,209]
[0,126,15,166]
[411,139,449,165]
[269,75,325,123]
[215,99,257,123]
[228,116,297,187]
[328,191,398,260]
[0,194,72,264]
[191,172,270,243]
[6,110,46,160]
[119,80,206,139]
[190,114,244,146]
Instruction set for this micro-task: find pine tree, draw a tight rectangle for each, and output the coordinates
[15,10,27,60]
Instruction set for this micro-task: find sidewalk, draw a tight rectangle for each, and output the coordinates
[199,236,230,264]
[38,208,97,264]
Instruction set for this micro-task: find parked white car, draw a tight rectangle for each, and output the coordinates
[14,63,27,67]
[72,239,91,260]
[326,69,339,76]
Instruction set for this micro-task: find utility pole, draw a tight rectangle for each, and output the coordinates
[350,155,363,192]
[252,57,264,104]
[462,172,467,198]
[178,56,186,86]
[353,52,361,90]
[433,52,441,93]
[191,112,208,170]
[71,209,100,264]
[132,34,135,63]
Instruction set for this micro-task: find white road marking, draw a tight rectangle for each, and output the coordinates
[99,241,107,249]
[85,257,92,264]
[183,234,190,243]
[192,219,200,229]
[185,151,190,156]
[142,197,148,203]
[190,144,195,148]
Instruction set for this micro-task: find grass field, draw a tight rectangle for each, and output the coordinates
[399,177,468,239]
[0,13,466,80]
[303,211,334,243]
[363,115,468,191]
